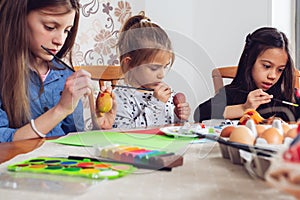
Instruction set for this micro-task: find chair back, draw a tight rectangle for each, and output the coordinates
[212,66,237,94]
[74,65,124,130]
[74,65,124,88]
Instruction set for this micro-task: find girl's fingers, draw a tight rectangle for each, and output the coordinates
[175,102,189,108]
[176,105,191,115]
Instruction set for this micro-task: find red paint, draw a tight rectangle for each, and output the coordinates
[77,162,94,168]
[126,128,164,135]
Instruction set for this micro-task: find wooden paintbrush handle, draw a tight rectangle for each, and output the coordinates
[88,93,100,130]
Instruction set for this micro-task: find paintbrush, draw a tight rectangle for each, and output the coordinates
[195,132,277,157]
[41,45,75,72]
[42,45,153,92]
[111,84,154,91]
[239,90,299,107]
[41,45,102,129]
[271,98,299,107]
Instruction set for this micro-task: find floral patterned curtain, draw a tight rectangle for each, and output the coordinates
[72,0,145,66]
[72,1,144,130]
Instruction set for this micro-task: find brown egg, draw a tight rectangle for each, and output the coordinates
[229,126,255,145]
[284,127,298,139]
[259,127,283,144]
[220,126,235,138]
[256,125,266,137]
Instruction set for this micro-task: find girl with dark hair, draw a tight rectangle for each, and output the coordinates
[195,27,300,122]
[0,0,116,142]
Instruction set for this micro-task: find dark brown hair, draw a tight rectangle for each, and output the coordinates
[229,27,295,102]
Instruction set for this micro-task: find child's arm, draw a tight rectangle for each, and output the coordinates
[223,89,273,119]
[12,70,93,141]
[223,104,247,119]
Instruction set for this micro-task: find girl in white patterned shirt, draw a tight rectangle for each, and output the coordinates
[113,11,190,129]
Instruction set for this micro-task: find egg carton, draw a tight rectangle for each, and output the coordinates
[195,131,285,179]
[240,149,273,179]
[218,141,280,180]
[219,143,244,165]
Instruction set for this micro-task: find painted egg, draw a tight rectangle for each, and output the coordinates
[229,126,255,145]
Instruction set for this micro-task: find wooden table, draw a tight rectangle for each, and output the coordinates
[0,131,296,200]
[0,138,45,164]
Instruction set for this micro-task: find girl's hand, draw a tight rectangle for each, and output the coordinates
[243,89,273,110]
[153,82,171,103]
[57,69,93,115]
[174,102,191,121]
[96,87,116,129]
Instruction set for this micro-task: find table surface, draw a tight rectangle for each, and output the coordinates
[0,130,296,200]
[0,137,45,164]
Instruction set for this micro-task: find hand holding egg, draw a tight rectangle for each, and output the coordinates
[173,92,190,121]
[96,91,113,116]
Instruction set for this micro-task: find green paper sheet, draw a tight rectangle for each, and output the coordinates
[48,131,194,152]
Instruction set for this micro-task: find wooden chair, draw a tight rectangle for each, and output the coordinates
[212,66,300,94]
[74,65,124,129]
[74,65,124,88]
[212,66,237,94]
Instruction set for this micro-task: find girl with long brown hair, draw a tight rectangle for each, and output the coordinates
[0,0,115,142]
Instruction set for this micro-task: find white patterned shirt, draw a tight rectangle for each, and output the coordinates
[113,86,180,129]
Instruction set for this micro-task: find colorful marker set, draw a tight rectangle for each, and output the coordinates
[7,157,136,180]
[95,145,184,170]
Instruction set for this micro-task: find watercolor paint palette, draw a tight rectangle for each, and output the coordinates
[7,157,136,180]
[94,145,184,170]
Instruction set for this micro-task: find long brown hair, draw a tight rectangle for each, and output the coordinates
[0,0,80,128]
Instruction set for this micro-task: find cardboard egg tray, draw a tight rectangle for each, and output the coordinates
[218,140,282,180]
[216,122,297,180]
[195,125,291,180]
